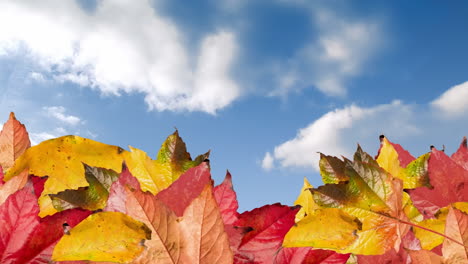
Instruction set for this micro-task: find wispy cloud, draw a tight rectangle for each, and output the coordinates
[29,129,63,146]
[271,4,382,97]
[0,0,240,114]
[43,106,81,126]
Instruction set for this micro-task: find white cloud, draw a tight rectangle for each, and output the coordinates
[29,132,59,146]
[43,106,81,126]
[431,81,468,118]
[0,0,240,114]
[263,100,419,171]
[272,6,382,97]
[29,72,46,83]
[261,152,274,170]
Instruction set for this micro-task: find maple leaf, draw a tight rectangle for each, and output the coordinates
[124,130,209,195]
[376,136,431,189]
[105,162,233,263]
[0,113,31,206]
[285,147,412,255]
[0,182,90,263]
[4,135,126,217]
[408,147,468,219]
[233,203,300,264]
[283,178,359,257]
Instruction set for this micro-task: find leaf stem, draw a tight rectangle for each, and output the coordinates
[398,219,466,248]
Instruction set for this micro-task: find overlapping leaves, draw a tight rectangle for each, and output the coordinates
[0,113,467,263]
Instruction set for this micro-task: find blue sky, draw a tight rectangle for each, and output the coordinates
[1,0,468,211]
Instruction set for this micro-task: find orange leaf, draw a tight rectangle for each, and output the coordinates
[0,112,31,171]
[442,207,468,263]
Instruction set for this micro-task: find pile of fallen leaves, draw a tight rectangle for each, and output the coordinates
[0,113,466,264]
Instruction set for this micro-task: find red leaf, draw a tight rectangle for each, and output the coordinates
[104,167,141,213]
[0,181,91,263]
[214,171,239,225]
[274,247,310,264]
[302,249,350,264]
[408,148,468,218]
[233,203,299,264]
[157,162,211,216]
[451,137,468,171]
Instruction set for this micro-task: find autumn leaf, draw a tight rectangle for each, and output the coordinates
[412,203,468,251]
[49,164,120,212]
[356,230,421,264]
[376,136,431,189]
[452,137,468,171]
[214,171,239,225]
[4,135,126,217]
[409,206,468,264]
[0,112,31,206]
[283,177,361,252]
[52,211,151,262]
[157,162,212,217]
[106,162,233,263]
[124,130,209,194]
[233,203,299,263]
[285,148,412,255]
[274,247,349,264]
[442,206,468,263]
[0,182,90,263]
[0,167,28,206]
[409,250,444,264]
[408,147,468,219]
[0,112,31,171]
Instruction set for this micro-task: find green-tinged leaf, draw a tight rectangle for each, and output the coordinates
[50,164,119,211]
[52,211,151,262]
[377,137,431,189]
[124,131,209,194]
[319,154,348,184]
[288,147,411,255]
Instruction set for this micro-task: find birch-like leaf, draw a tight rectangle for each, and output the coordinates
[442,207,468,263]
[0,112,31,171]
